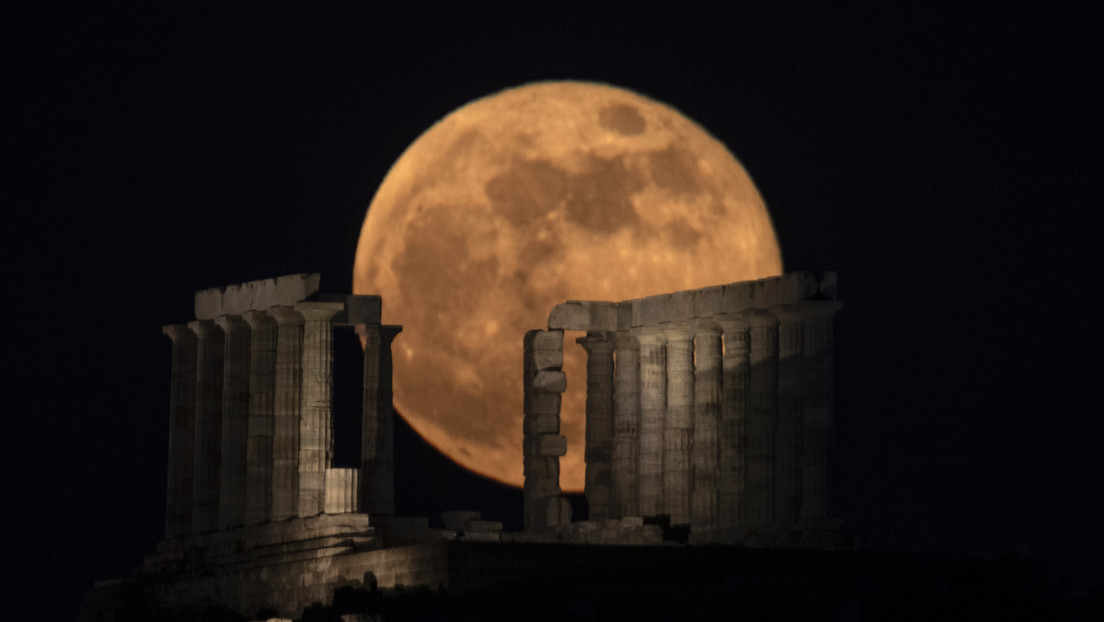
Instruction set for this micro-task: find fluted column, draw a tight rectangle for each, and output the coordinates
[577,332,614,520]
[742,309,778,526]
[772,305,804,522]
[243,310,277,525]
[188,320,224,534]
[716,314,749,532]
[358,323,402,515]
[162,324,197,539]
[799,300,843,519]
[295,302,344,518]
[611,330,639,518]
[635,326,666,517]
[691,320,722,540]
[269,306,303,521]
[663,323,694,525]
[215,315,251,530]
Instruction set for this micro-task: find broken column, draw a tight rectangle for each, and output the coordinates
[243,310,277,525]
[162,324,197,539]
[663,323,694,526]
[523,329,570,530]
[635,326,666,518]
[691,320,722,540]
[742,309,778,526]
[578,331,614,521]
[295,302,344,518]
[269,306,303,521]
[215,315,251,530]
[188,319,224,534]
[716,314,749,532]
[611,330,639,518]
[799,300,843,519]
[772,305,803,522]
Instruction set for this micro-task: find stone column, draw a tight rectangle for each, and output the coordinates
[716,314,749,533]
[358,324,402,516]
[635,326,666,518]
[162,324,197,539]
[663,323,694,526]
[611,330,639,518]
[295,302,345,518]
[578,332,614,520]
[269,306,303,521]
[799,300,843,520]
[742,309,778,526]
[215,315,251,530]
[690,320,722,541]
[772,305,804,523]
[243,310,277,525]
[187,320,224,534]
[523,330,570,530]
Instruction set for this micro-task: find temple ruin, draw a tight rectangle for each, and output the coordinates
[523,270,843,546]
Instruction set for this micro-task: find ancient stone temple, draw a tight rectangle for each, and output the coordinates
[143,274,447,617]
[523,271,844,546]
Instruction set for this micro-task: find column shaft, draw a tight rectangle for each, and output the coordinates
[359,324,402,515]
[717,315,749,532]
[215,315,251,530]
[162,325,197,539]
[295,302,344,518]
[523,329,569,530]
[664,324,694,525]
[578,332,614,520]
[188,320,224,534]
[611,331,639,518]
[743,310,778,526]
[773,306,803,522]
[691,321,722,540]
[800,301,843,519]
[243,310,277,525]
[269,307,303,521]
[635,327,666,518]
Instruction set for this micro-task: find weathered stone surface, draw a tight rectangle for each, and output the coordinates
[535,434,567,457]
[531,370,567,393]
[195,273,321,320]
[547,301,619,331]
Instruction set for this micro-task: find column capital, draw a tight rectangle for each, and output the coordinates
[213,314,250,334]
[661,321,695,341]
[162,323,197,343]
[380,324,403,343]
[243,309,277,329]
[740,308,779,328]
[293,300,345,321]
[713,313,748,331]
[187,319,222,339]
[611,330,637,349]
[633,324,667,345]
[268,305,304,327]
[692,318,722,338]
[576,331,613,352]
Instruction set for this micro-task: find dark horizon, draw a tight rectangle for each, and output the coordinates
[5,5,1100,619]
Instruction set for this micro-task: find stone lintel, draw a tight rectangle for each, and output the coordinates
[341,294,382,326]
[547,301,619,331]
[195,273,321,320]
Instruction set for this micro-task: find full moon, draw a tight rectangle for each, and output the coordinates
[354,81,781,492]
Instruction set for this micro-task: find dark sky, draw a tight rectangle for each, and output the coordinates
[5,5,1100,619]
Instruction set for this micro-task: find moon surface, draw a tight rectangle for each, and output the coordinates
[354,81,781,492]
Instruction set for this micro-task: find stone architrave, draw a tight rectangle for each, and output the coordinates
[523,329,570,530]
[295,302,344,518]
[742,309,778,526]
[162,324,197,539]
[772,304,804,522]
[634,326,666,518]
[690,320,722,540]
[578,332,614,521]
[268,306,304,521]
[799,300,843,519]
[358,324,402,516]
[715,314,749,532]
[611,330,640,518]
[215,315,251,530]
[663,323,694,526]
[187,319,225,534]
[243,310,277,525]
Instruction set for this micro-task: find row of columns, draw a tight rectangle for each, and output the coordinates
[566,300,841,538]
[162,303,400,538]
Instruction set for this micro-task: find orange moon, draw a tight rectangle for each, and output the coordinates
[354,81,781,492]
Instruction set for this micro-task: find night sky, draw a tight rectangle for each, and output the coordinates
[6,5,1100,619]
